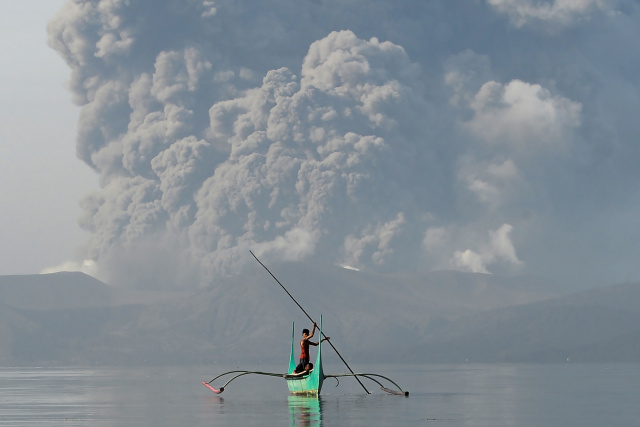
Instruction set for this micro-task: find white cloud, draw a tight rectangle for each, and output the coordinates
[451,224,523,274]
[488,0,615,28]
[452,249,490,274]
[444,50,493,107]
[252,228,320,262]
[201,1,217,17]
[488,223,523,266]
[341,213,406,269]
[423,224,523,274]
[465,79,582,152]
[459,158,521,207]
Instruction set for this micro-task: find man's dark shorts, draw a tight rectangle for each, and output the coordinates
[295,358,309,373]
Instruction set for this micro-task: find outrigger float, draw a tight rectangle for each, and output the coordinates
[202,251,409,397]
[203,317,408,396]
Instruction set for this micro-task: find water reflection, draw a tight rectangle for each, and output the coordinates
[206,395,225,412]
[288,395,322,426]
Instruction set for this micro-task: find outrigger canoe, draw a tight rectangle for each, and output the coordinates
[203,316,408,397]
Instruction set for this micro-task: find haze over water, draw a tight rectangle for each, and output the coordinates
[1,363,638,426]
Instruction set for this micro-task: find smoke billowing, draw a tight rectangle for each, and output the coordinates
[48,0,640,288]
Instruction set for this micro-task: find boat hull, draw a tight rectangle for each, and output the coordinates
[286,372,323,395]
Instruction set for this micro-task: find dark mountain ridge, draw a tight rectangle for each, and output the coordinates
[0,268,637,365]
[416,281,640,363]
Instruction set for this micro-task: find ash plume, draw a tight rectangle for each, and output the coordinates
[48,0,640,288]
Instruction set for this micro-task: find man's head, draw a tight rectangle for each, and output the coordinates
[302,328,310,336]
[305,363,313,371]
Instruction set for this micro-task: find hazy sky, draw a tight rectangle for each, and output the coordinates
[2,0,639,291]
[0,0,97,276]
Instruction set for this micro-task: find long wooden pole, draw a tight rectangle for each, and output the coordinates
[249,250,371,394]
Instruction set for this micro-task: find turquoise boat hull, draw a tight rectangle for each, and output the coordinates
[286,317,324,395]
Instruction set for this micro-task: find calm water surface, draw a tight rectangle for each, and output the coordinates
[0,364,639,426]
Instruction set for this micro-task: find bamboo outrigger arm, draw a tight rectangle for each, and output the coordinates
[204,370,285,394]
[325,373,409,396]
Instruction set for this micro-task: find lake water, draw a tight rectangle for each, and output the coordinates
[0,363,639,426]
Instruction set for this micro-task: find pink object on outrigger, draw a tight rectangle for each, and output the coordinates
[202,381,223,394]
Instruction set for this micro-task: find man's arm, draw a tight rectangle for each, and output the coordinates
[308,322,317,339]
[309,336,329,346]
